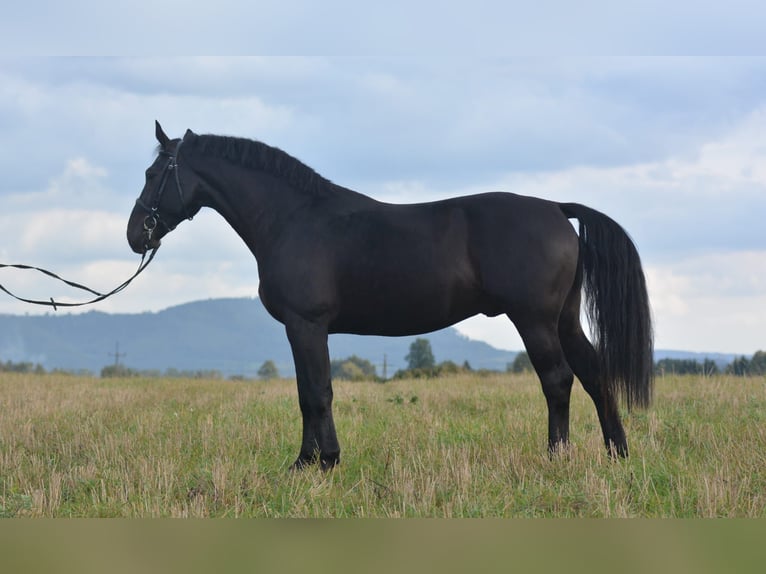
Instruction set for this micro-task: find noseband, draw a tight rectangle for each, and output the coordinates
[134,139,193,248]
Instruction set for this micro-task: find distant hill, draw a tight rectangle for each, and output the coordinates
[0,297,740,377]
[0,297,518,377]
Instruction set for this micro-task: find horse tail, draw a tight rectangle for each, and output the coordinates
[559,202,654,409]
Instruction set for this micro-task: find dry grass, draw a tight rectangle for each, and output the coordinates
[0,371,764,517]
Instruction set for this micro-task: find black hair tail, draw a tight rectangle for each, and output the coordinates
[559,203,654,409]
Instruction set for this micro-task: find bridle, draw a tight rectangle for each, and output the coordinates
[134,139,194,249]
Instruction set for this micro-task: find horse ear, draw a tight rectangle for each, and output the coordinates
[184,128,195,140]
[155,120,171,148]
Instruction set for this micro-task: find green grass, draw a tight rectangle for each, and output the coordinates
[0,372,764,517]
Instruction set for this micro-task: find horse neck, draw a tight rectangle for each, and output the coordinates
[191,156,320,257]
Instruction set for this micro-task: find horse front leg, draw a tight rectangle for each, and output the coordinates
[286,319,340,471]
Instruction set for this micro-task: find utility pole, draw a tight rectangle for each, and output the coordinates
[108,342,126,367]
[383,353,387,380]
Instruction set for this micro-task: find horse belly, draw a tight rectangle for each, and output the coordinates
[330,264,483,336]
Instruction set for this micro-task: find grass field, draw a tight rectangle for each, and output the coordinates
[0,371,764,517]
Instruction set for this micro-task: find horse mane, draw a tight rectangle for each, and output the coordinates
[184,133,333,195]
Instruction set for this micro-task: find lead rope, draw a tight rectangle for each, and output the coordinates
[0,247,158,310]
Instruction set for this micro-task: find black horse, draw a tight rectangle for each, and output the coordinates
[127,122,653,470]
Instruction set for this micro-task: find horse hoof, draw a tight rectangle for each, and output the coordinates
[320,456,340,472]
[607,441,629,459]
[289,453,340,472]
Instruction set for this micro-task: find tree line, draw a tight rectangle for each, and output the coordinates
[507,349,766,377]
[3,341,764,380]
[326,339,750,381]
[353,339,766,380]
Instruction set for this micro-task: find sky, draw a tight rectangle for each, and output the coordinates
[0,56,765,355]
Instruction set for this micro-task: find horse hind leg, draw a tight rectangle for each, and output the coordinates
[513,316,575,455]
[558,293,628,457]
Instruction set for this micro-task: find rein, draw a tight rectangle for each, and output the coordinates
[0,247,158,310]
[0,136,189,311]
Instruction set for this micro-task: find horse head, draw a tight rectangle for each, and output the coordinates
[127,121,202,253]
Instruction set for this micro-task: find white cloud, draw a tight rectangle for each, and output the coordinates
[646,257,766,354]
[454,316,523,352]
[18,209,124,257]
